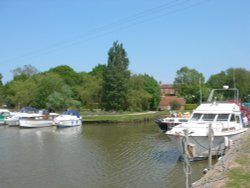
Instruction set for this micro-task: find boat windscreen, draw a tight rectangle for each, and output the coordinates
[217,114,229,121]
[202,114,216,121]
[191,113,202,121]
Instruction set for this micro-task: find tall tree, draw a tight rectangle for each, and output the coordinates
[139,74,160,110]
[102,41,130,111]
[12,64,39,81]
[174,66,205,103]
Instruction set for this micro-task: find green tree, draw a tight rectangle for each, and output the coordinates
[102,41,130,111]
[174,67,205,103]
[31,73,65,108]
[139,74,160,110]
[127,75,151,111]
[207,68,250,101]
[46,85,81,112]
[6,78,37,109]
[12,64,39,81]
[47,65,80,85]
[76,73,102,110]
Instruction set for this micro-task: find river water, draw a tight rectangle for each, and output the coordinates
[0,123,208,188]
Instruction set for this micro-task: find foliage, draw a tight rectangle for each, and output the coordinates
[5,78,37,108]
[102,41,130,111]
[184,104,198,111]
[47,65,80,85]
[169,100,181,110]
[76,73,102,110]
[174,66,205,103]
[139,74,160,110]
[12,64,39,81]
[127,75,151,111]
[206,68,250,101]
[46,85,81,112]
[31,73,66,109]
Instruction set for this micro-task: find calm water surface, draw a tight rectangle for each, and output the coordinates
[0,123,208,188]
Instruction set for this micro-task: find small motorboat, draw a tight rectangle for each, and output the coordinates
[54,109,82,128]
[155,116,189,132]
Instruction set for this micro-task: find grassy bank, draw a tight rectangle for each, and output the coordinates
[224,130,250,187]
[192,129,250,188]
[81,110,168,123]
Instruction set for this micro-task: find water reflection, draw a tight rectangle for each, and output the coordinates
[0,123,207,188]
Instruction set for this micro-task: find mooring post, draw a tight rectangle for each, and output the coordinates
[183,129,190,188]
[208,123,213,169]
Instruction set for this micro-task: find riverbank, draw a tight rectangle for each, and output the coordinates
[82,110,167,124]
[192,128,250,188]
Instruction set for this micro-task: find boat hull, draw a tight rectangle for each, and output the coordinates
[155,120,180,132]
[167,129,247,160]
[56,120,82,128]
[19,119,54,128]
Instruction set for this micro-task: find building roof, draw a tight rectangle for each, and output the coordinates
[160,84,174,89]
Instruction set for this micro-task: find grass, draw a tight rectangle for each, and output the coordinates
[224,134,250,188]
[81,110,168,123]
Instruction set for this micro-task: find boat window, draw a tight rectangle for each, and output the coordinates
[217,114,229,121]
[202,114,216,121]
[179,119,189,122]
[230,114,235,122]
[191,113,202,121]
[236,115,240,123]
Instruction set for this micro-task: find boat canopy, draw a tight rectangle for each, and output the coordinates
[62,110,80,118]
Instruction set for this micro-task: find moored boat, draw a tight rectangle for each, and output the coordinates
[155,116,189,132]
[19,110,58,128]
[166,87,248,161]
[0,109,11,125]
[54,109,82,128]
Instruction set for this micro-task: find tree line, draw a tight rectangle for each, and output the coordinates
[0,41,160,112]
[0,41,249,112]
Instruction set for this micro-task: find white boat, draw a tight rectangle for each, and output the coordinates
[166,87,248,161]
[54,110,82,128]
[5,107,39,126]
[155,116,189,132]
[19,111,58,128]
[5,112,28,126]
[0,109,11,125]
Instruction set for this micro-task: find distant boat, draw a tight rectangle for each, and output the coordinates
[155,116,189,132]
[19,110,58,128]
[166,87,248,161]
[5,106,39,127]
[54,110,82,128]
[0,109,11,125]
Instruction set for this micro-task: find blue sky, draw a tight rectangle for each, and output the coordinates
[1,0,249,84]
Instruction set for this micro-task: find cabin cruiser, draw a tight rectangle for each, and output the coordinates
[19,110,58,128]
[166,87,248,161]
[54,109,82,128]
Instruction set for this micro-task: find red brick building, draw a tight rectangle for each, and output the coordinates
[158,84,185,110]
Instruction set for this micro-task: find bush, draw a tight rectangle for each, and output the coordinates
[184,104,198,111]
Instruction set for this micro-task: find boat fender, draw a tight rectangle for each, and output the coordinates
[187,143,196,158]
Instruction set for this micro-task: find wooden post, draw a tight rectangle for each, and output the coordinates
[208,123,213,169]
[183,129,189,188]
